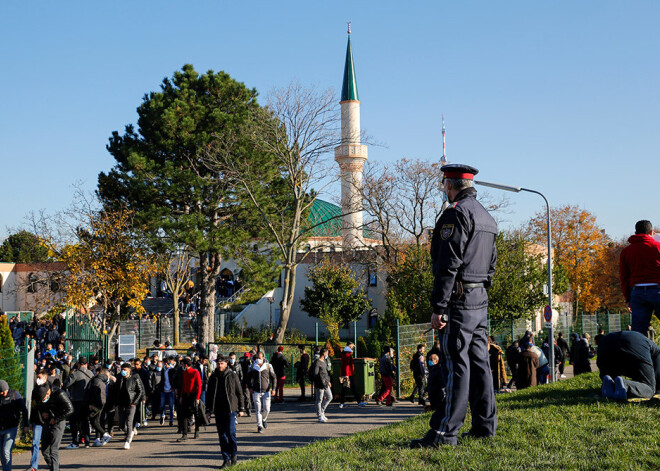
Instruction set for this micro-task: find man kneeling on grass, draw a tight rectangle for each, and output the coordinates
[597,330,660,401]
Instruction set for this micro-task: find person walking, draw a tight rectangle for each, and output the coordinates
[177,358,202,441]
[270,347,289,404]
[207,355,246,469]
[115,362,145,450]
[239,353,253,416]
[312,348,333,422]
[556,333,569,379]
[160,358,177,426]
[411,164,498,448]
[407,344,427,405]
[0,379,29,471]
[619,220,660,334]
[62,357,94,449]
[38,383,74,471]
[375,347,396,406]
[505,341,520,389]
[249,351,276,433]
[295,345,310,402]
[88,367,113,447]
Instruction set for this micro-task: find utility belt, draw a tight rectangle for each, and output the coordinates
[451,281,485,300]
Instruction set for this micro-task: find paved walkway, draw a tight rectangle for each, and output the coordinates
[13,389,422,470]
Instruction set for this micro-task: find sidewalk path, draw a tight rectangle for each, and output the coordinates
[13,389,423,470]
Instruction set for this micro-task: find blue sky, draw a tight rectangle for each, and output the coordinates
[1,1,658,241]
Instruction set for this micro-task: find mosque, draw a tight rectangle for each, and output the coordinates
[220,27,386,338]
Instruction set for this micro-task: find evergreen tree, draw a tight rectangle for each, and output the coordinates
[0,230,50,263]
[0,315,21,391]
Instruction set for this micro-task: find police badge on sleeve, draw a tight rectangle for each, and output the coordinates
[440,224,454,240]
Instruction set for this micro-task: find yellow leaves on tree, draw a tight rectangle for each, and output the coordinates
[44,209,156,327]
[528,205,609,313]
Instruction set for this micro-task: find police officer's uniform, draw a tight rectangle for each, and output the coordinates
[411,164,497,448]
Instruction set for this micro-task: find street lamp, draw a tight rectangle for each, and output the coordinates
[475,180,555,382]
[266,296,275,330]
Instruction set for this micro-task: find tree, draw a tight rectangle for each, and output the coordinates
[591,239,628,311]
[300,258,371,342]
[99,64,271,345]
[0,314,22,392]
[488,232,548,322]
[528,205,609,314]
[361,159,444,265]
[40,208,156,338]
[0,230,51,263]
[385,244,435,325]
[154,246,192,346]
[206,83,346,343]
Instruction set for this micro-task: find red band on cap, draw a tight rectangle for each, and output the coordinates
[443,172,474,180]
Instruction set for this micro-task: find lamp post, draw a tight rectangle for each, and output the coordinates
[475,180,555,383]
[266,296,275,330]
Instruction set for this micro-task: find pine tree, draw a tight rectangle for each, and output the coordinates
[0,314,22,391]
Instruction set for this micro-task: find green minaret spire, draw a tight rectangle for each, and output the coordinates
[341,27,359,102]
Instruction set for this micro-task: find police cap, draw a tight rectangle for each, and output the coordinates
[440,163,479,180]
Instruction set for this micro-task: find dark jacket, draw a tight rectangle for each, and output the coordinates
[379,354,395,378]
[430,187,497,314]
[0,388,28,429]
[39,388,74,424]
[228,362,243,385]
[207,368,245,415]
[239,357,252,387]
[115,374,145,406]
[62,366,94,402]
[30,384,50,425]
[296,352,310,380]
[312,358,331,389]
[88,373,110,409]
[135,366,154,395]
[194,362,211,391]
[410,351,424,378]
[271,352,289,378]
[517,350,539,390]
[249,361,277,393]
[159,366,177,393]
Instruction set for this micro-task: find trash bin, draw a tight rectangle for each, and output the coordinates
[330,357,376,401]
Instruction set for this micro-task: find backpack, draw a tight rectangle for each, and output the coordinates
[308,359,318,383]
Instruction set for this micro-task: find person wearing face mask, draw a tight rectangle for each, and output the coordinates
[37,383,74,471]
[425,354,444,412]
[207,355,246,468]
[0,379,29,471]
[89,367,113,446]
[227,352,243,389]
[115,363,145,450]
[312,348,332,423]
[238,353,252,417]
[248,351,276,433]
[407,344,427,405]
[62,357,94,449]
[159,359,177,426]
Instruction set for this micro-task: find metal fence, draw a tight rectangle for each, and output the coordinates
[0,343,34,406]
[395,321,435,397]
[111,315,201,353]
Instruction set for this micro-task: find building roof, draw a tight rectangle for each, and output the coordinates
[340,35,359,102]
[307,199,342,237]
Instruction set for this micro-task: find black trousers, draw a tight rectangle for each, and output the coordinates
[339,376,361,404]
[427,306,497,445]
[410,374,427,402]
[70,401,90,445]
[180,394,197,434]
[89,405,105,438]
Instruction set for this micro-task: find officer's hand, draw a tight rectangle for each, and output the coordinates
[431,314,447,330]
[627,303,632,313]
[238,411,245,417]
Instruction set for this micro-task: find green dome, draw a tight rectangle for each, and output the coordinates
[307,199,342,237]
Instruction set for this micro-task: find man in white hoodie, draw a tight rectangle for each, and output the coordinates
[248,351,277,433]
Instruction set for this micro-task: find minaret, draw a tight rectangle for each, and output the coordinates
[335,22,368,248]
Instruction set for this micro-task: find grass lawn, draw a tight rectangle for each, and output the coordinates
[233,372,660,470]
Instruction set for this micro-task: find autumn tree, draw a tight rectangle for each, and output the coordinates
[528,205,609,314]
[591,238,628,311]
[98,64,273,345]
[154,245,192,345]
[40,208,156,338]
[300,258,371,342]
[205,83,346,343]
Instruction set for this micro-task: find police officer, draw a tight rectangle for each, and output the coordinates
[411,163,497,448]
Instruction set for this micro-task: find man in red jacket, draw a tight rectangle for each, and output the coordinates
[177,358,202,441]
[620,220,660,334]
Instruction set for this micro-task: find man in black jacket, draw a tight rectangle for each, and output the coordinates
[115,363,145,450]
[408,344,426,405]
[238,353,252,416]
[62,357,94,449]
[38,383,74,471]
[270,347,289,404]
[89,367,113,447]
[296,345,310,402]
[0,379,29,471]
[207,355,246,469]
